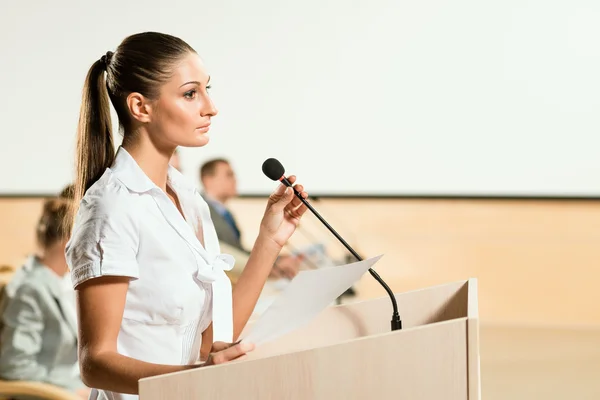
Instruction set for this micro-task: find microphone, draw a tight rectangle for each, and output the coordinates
[262,158,402,331]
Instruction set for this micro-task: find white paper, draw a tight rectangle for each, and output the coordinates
[241,255,383,346]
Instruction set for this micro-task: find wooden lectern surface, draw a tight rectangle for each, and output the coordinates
[142,320,468,400]
[139,280,478,400]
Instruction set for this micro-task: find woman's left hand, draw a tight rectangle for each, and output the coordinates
[206,341,254,365]
[259,175,309,248]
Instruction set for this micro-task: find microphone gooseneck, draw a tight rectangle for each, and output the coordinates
[262,158,402,331]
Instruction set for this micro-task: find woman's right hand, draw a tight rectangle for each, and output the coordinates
[205,341,255,365]
[259,176,308,248]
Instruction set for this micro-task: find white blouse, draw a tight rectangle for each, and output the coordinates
[66,147,234,400]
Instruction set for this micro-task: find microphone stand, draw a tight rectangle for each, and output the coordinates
[281,178,402,331]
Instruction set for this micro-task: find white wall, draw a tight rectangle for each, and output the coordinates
[1,0,599,196]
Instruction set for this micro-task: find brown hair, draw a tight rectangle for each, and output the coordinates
[37,198,71,249]
[73,32,196,218]
[199,158,230,181]
[59,184,75,200]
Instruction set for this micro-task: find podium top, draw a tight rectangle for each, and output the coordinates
[244,278,478,359]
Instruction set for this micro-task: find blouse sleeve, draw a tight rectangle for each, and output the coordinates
[66,187,140,288]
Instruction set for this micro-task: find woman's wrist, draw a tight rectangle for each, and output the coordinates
[254,232,283,254]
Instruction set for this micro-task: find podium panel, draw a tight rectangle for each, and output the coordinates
[139,279,480,400]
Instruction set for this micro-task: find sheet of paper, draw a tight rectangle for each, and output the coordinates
[241,254,383,346]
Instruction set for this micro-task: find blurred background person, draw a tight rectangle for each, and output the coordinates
[0,190,90,399]
[199,158,302,282]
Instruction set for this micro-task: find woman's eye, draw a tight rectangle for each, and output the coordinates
[184,89,197,99]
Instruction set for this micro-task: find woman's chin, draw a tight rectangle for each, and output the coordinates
[183,134,210,147]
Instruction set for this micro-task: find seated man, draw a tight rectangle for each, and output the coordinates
[199,158,301,281]
[0,192,89,399]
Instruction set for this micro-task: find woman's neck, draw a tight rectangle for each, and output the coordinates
[122,135,173,192]
[39,245,68,277]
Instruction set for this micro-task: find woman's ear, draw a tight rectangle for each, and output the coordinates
[127,92,152,124]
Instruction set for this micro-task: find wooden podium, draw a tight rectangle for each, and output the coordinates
[139,279,480,399]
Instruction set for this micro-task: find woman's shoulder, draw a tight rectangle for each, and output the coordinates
[69,171,141,241]
[66,171,142,283]
[3,257,48,302]
[81,169,131,206]
[75,170,139,221]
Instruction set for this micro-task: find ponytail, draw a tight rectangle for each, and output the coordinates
[73,58,115,213]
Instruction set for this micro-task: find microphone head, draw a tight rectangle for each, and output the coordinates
[262,158,285,181]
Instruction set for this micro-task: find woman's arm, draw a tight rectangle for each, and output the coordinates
[231,235,283,339]
[77,276,249,394]
[231,178,308,339]
[76,276,199,394]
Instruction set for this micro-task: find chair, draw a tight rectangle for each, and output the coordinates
[0,380,80,400]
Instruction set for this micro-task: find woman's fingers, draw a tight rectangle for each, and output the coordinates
[208,342,255,365]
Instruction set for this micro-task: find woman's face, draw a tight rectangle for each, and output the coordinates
[146,52,218,149]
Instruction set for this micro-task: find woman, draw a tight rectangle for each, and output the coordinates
[66,32,308,400]
[0,197,90,399]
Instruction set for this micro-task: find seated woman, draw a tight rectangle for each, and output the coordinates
[0,196,90,399]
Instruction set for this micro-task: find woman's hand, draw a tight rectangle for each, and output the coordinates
[205,341,255,365]
[259,176,309,248]
[76,387,92,399]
